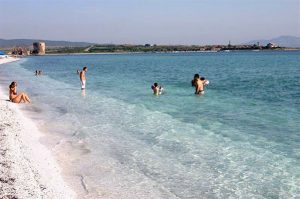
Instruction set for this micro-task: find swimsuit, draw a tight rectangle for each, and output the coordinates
[81,80,86,89]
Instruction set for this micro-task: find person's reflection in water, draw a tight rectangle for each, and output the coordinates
[81,89,86,97]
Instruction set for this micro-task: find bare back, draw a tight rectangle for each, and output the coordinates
[80,71,86,81]
[9,87,17,101]
[196,79,204,93]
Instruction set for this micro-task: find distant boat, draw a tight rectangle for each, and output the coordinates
[223,50,231,52]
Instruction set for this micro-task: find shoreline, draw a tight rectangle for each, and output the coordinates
[0,56,20,64]
[0,59,76,198]
[43,51,146,56]
[41,48,300,56]
[0,52,297,198]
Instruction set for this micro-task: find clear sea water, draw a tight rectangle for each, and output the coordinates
[0,51,299,198]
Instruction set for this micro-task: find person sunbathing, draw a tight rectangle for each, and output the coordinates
[9,81,31,103]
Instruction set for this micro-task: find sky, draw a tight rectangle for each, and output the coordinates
[0,0,299,45]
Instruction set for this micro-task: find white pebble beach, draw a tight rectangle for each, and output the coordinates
[0,57,76,199]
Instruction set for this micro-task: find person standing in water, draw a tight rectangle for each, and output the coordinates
[80,66,88,90]
[191,74,200,94]
[152,82,159,95]
[192,73,209,95]
[196,77,206,95]
[151,82,163,95]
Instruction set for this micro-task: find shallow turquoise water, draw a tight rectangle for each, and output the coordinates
[0,51,299,198]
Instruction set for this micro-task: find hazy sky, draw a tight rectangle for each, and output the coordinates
[0,0,299,44]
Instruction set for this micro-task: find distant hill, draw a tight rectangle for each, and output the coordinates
[0,39,95,48]
[245,36,300,48]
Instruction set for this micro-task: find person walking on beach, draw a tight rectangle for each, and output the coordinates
[80,66,88,90]
[9,81,31,103]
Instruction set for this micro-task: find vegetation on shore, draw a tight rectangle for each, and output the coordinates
[45,44,291,54]
[46,47,87,54]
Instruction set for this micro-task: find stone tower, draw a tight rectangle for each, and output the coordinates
[32,42,46,55]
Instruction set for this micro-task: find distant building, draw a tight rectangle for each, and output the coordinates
[266,43,278,49]
[228,40,232,48]
[32,42,46,55]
